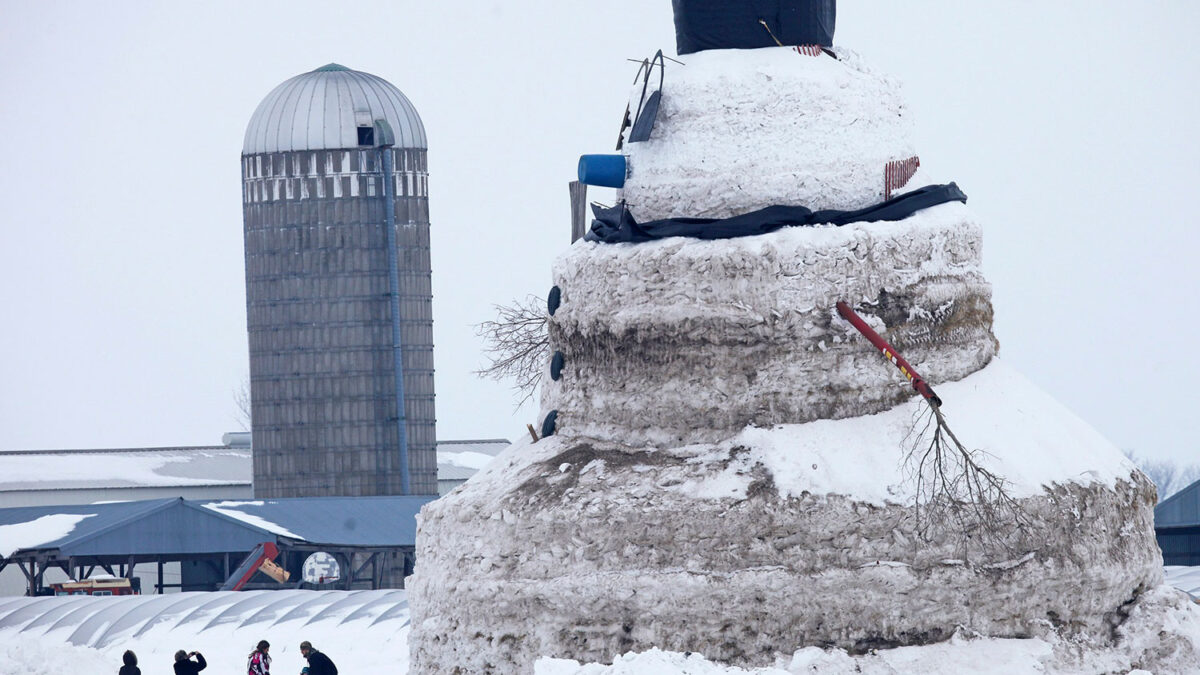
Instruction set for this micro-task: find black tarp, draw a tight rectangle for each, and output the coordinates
[585,183,967,244]
[673,0,836,55]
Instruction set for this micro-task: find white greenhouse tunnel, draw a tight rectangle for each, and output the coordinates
[0,589,411,673]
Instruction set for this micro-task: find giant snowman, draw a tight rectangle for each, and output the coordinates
[409,2,1199,672]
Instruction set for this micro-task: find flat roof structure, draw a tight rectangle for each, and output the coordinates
[0,496,433,595]
[1157,478,1200,566]
[0,438,509,505]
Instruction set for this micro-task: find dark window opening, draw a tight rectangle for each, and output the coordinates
[357,126,374,146]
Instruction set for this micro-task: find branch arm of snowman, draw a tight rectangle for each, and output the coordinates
[835,301,1030,546]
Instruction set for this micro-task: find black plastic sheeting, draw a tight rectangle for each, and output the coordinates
[673,0,836,55]
[585,183,967,244]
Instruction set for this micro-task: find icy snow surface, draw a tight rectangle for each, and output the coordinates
[0,513,94,557]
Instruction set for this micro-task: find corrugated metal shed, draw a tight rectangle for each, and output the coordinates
[0,496,433,559]
[201,496,433,547]
[1156,478,1200,565]
[243,63,427,153]
[1157,479,1200,527]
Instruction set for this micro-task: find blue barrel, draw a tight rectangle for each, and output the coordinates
[578,154,627,188]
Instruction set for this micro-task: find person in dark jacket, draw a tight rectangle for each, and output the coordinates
[118,649,140,675]
[173,649,206,675]
[299,641,337,675]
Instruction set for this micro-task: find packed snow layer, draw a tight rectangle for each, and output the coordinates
[411,361,1163,673]
[619,47,919,221]
[543,202,996,445]
[534,586,1200,673]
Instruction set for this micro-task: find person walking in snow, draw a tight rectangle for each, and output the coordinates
[248,639,271,675]
[299,641,337,675]
[118,649,140,675]
[173,650,206,675]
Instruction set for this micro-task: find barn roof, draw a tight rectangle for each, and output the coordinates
[0,446,249,493]
[0,496,434,561]
[1158,478,1200,528]
[0,439,508,494]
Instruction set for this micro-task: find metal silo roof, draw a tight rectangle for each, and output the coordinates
[242,63,426,154]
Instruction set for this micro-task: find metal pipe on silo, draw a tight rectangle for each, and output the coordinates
[378,119,411,496]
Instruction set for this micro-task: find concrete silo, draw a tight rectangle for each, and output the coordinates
[241,64,436,497]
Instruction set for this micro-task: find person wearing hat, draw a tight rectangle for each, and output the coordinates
[299,641,337,675]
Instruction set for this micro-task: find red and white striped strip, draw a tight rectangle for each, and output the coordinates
[884,156,920,199]
[793,44,823,57]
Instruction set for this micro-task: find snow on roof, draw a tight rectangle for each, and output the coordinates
[438,451,496,469]
[0,497,434,557]
[0,440,509,495]
[0,513,94,557]
[196,497,434,547]
[203,501,303,539]
[0,500,180,556]
[436,439,510,455]
[0,446,250,492]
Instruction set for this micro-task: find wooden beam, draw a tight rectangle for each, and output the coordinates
[569,181,588,243]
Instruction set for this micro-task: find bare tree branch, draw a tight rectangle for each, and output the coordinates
[904,403,1030,548]
[1122,449,1200,502]
[234,376,252,431]
[475,295,549,407]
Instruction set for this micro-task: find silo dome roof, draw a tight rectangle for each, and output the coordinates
[243,63,426,154]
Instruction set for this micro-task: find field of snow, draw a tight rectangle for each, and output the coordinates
[0,582,1197,674]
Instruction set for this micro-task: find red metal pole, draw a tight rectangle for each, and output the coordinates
[835,301,943,407]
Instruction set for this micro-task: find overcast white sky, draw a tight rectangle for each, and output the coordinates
[1,2,1197,466]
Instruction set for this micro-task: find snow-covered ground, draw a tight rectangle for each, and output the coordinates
[0,581,1197,674]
